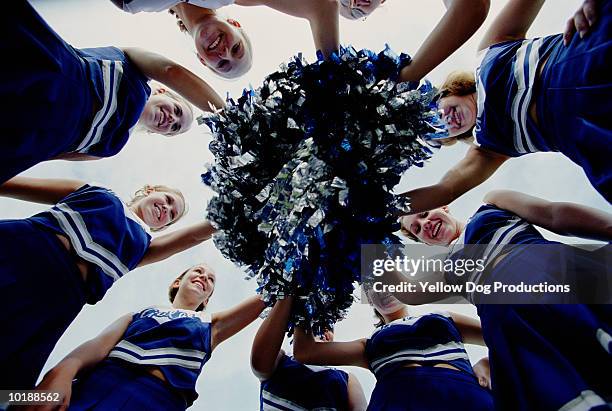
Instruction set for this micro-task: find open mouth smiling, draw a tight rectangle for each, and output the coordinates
[208,33,223,52]
[431,220,442,238]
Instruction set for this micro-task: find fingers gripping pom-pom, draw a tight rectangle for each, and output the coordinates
[200,45,446,333]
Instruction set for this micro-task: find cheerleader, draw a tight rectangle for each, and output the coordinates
[29,263,266,410]
[111,0,341,77]
[293,299,493,411]
[251,296,368,410]
[400,0,612,211]
[0,176,217,390]
[0,1,224,185]
[398,190,612,410]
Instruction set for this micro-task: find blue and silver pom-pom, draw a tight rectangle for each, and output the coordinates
[200,45,446,334]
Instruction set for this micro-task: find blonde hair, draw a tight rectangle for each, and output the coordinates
[129,184,188,231]
[436,71,477,146]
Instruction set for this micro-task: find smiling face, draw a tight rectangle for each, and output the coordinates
[339,0,385,19]
[132,189,185,230]
[172,264,216,309]
[438,94,477,138]
[366,289,405,317]
[400,206,462,246]
[140,89,194,136]
[194,16,252,78]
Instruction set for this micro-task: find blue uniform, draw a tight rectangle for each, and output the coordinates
[365,312,493,411]
[0,185,151,389]
[70,307,213,410]
[447,205,612,411]
[0,1,151,184]
[474,2,612,200]
[260,354,349,411]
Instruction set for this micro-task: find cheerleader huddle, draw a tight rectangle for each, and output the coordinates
[0,0,610,410]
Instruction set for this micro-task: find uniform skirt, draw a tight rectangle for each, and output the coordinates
[0,219,86,389]
[0,1,94,184]
[476,245,611,410]
[367,367,494,411]
[69,360,186,411]
[536,0,612,201]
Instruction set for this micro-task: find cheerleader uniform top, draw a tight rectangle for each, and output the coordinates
[446,204,551,303]
[111,0,235,13]
[29,184,152,303]
[365,312,474,380]
[107,307,212,406]
[260,354,349,411]
[69,46,151,157]
[473,35,563,156]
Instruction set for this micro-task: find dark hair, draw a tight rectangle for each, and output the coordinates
[436,70,477,145]
[168,267,212,312]
[373,308,386,328]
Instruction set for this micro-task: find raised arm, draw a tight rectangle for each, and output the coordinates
[400,145,508,215]
[137,220,217,267]
[28,314,133,411]
[211,295,266,351]
[449,311,485,346]
[293,327,369,369]
[122,47,225,112]
[346,373,368,411]
[484,190,612,242]
[235,0,340,58]
[0,176,85,205]
[478,0,546,51]
[399,0,490,82]
[251,296,293,381]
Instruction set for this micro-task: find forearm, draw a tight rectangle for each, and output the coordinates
[485,190,612,241]
[161,64,225,112]
[213,296,266,349]
[139,220,217,267]
[308,0,340,58]
[400,0,489,82]
[251,297,293,379]
[478,0,545,50]
[399,183,455,215]
[0,176,83,204]
[123,47,225,112]
[550,202,612,241]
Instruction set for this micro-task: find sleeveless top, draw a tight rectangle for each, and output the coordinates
[108,307,212,406]
[473,35,563,156]
[30,185,152,303]
[446,204,551,303]
[260,354,349,411]
[69,46,151,157]
[111,0,235,13]
[365,312,474,380]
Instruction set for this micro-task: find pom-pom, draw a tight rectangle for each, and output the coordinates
[201,45,445,333]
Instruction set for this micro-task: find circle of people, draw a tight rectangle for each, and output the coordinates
[1,0,610,410]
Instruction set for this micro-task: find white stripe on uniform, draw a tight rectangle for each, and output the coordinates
[74,60,124,153]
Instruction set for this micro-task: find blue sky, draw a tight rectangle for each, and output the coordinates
[4,0,608,409]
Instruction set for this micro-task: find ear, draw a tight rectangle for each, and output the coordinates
[153,87,167,96]
[143,184,156,195]
[173,279,181,289]
[442,205,450,213]
[226,18,241,28]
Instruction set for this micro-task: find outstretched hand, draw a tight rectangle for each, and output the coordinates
[563,0,599,45]
[472,357,492,390]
